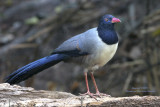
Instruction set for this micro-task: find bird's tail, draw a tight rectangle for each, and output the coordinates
[5,54,70,84]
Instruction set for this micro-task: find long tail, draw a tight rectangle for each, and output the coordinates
[5,54,70,84]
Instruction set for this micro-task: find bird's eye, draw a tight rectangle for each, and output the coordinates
[105,18,109,22]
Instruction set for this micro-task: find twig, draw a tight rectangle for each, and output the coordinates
[110,59,144,69]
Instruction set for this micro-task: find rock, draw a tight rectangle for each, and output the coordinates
[129,46,141,59]
[0,34,14,45]
[0,83,160,106]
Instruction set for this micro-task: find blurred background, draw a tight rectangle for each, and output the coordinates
[0,0,160,97]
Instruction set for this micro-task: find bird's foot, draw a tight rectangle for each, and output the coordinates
[80,91,110,100]
[94,91,111,97]
[80,91,97,100]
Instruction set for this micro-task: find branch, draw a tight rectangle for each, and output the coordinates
[0,83,160,106]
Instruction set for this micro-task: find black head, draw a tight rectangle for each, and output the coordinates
[98,14,121,30]
[97,14,121,45]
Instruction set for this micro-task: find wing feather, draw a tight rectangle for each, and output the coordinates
[51,34,89,57]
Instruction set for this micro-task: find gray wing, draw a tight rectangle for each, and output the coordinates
[51,33,89,57]
[51,28,98,57]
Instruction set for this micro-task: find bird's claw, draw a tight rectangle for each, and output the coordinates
[93,92,111,98]
[80,91,111,100]
[80,91,97,100]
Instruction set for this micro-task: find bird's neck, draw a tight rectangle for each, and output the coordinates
[97,25,118,45]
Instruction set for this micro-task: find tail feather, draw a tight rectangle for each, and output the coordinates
[5,54,69,84]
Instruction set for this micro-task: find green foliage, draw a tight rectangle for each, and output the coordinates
[152,27,160,37]
[25,17,39,25]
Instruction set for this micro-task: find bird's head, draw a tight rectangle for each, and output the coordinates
[98,14,121,30]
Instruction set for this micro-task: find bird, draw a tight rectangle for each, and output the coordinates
[5,14,121,98]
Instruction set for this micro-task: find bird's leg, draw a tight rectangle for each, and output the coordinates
[80,72,96,99]
[84,72,90,94]
[89,72,110,97]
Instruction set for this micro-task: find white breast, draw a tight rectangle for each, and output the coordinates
[97,42,118,67]
[85,28,118,70]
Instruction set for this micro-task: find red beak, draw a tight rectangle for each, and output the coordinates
[112,18,121,23]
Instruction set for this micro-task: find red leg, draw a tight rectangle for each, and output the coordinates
[89,72,110,97]
[80,72,96,99]
[84,72,90,93]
